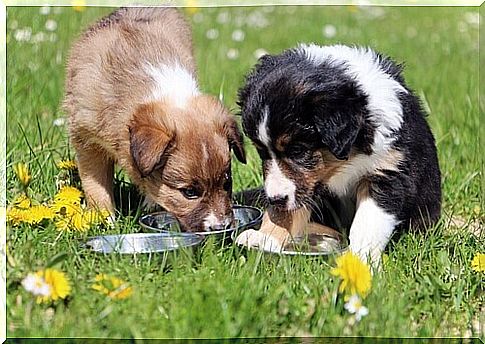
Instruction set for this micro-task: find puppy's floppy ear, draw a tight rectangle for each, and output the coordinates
[224,117,246,164]
[303,82,366,160]
[129,103,175,177]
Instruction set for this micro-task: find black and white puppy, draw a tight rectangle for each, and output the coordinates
[237,44,441,263]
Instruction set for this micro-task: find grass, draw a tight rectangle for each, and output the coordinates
[6,5,484,339]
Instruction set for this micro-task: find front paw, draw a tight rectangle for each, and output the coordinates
[235,229,284,253]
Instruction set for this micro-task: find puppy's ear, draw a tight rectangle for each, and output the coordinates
[129,103,175,177]
[303,83,366,160]
[224,117,246,164]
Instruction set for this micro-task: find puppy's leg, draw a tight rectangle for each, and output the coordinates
[236,207,310,252]
[76,145,115,216]
[349,185,399,266]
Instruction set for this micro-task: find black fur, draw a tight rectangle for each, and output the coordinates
[238,45,441,236]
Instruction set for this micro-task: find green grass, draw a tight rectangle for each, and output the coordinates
[6,5,484,339]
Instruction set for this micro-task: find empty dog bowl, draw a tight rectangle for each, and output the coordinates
[84,233,203,254]
[138,205,263,239]
[233,230,347,256]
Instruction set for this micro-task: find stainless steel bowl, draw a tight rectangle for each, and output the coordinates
[84,233,203,254]
[233,231,348,256]
[138,205,263,239]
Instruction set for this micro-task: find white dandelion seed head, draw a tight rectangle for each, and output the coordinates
[246,11,269,28]
[217,11,230,24]
[226,48,239,60]
[231,29,245,42]
[32,32,47,43]
[193,12,204,23]
[253,48,268,59]
[22,274,51,297]
[206,28,219,40]
[14,28,32,42]
[53,117,66,127]
[323,24,337,38]
[464,12,479,26]
[39,6,51,15]
[45,19,57,32]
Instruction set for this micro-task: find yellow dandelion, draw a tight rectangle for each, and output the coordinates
[56,159,77,171]
[51,199,82,217]
[184,0,199,15]
[92,274,133,300]
[35,268,71,303]
[7,207,29,225]
[13,162,31,187]
[25,205,55,224]
[331,251,372,299]
[55,208,109,232]
[12,194,31,209]
[54,186,82,204]
[72,0,86,12]
[471,253,485,273]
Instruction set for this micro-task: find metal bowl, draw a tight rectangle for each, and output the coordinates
[83,233,203,254]
[233,231,348,256]
[138,205,263,239]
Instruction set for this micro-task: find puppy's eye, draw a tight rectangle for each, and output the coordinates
[180,187,200,199]
[223,171,232,192]
[286,144,307,158]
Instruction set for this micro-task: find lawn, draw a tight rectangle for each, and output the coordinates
[5,4,484,339]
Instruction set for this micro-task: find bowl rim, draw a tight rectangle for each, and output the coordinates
[83,232,204,254]
[232,230,348,256]
[138,205,263,236]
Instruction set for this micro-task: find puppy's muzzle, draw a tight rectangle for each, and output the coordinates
[267,195,289,208]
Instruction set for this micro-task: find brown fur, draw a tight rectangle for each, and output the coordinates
[64,8,245,231]
[257,142,404,246]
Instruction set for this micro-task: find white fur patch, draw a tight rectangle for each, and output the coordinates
[203,212,220,231]
[203,212,231,231]
[235,229,284,253]
[299,43,407,152]
[327,151,385,197]
[144,62,200,109]
[349,198,399,266]
[257,105,271,147]
[265,160,296,209]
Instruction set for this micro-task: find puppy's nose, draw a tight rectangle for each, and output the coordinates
[268,195,289,207]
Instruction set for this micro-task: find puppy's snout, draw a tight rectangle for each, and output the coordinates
[268,195,289,207]
[203,212,233,231]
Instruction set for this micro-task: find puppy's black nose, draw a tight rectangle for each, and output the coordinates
[268,195,289,207]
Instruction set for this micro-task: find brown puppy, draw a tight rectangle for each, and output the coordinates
[64,8,246,231]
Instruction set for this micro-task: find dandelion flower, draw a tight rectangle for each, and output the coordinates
[12,194,31,209]
[25,205,55,224]
[54,186,82,204]
[56,160,77,171]
[471,253,485,273]
[6,207,29,225]
[13,163,31,187]
[35,269,71,303]
[55,208,109,232]
[344,294,369,321]
[22,273,51,297]
[184,0,199,15]
[92,274,133,300]
[331,251,372,299]
[71,0,86,12]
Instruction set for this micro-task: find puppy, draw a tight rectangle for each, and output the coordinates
[64,8,246,231]
[237,44,441,263]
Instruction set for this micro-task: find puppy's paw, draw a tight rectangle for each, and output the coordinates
[235,229,283,253]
